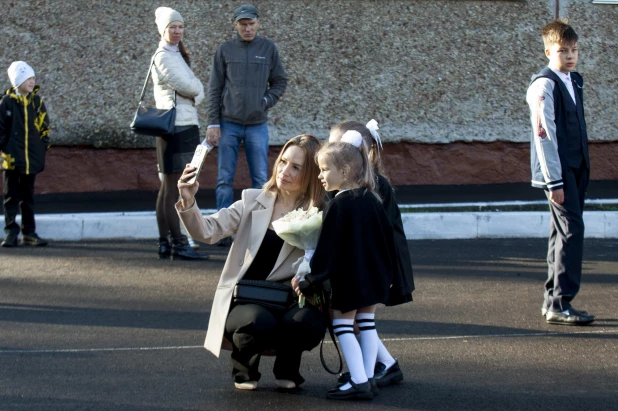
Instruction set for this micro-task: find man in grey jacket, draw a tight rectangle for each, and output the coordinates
[206,4,287,222]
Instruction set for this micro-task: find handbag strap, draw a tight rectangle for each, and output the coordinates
[137,51,177,107]
[320,320,343,375]
[316,291,343,375]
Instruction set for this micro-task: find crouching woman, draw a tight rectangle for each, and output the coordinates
[176,134,327,390]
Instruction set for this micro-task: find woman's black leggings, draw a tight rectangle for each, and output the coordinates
[156,172,182,240]
[224,303,327,385]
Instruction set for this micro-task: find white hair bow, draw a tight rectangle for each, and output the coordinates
[340,130,363,148]
[366,119,382,150]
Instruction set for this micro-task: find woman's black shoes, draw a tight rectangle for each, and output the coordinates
[326,380,373,401]
[172,235,209,260]
[160,235,208,260]
[158,237,171,259]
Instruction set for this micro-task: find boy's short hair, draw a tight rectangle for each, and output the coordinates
[542,19,578,48]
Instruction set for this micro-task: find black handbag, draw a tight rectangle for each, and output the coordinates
[130,52,176,137]
[233,279,295,311]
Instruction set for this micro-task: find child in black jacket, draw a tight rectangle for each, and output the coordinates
[0,61,50,247]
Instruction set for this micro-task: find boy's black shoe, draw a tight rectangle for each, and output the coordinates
[20,233,48,246]
[546,308,595,326]
[374,360,404,387]
[1,234,18,247]
[542,303,588,317]
[326,380,373,401]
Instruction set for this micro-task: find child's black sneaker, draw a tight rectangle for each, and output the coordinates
[20,233,48,246]
[1,233,18,247]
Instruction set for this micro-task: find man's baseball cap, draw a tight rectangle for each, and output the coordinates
[234,4,258,22]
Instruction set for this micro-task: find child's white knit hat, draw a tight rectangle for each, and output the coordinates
[155,7,183,36]
[7,61,35,88]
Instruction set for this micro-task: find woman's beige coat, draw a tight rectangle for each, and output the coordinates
[176,189,303,358]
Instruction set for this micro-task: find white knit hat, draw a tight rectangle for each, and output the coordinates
[7,61,35,88]
[155,7,183,36]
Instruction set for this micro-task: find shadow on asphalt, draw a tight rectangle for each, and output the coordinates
[0,302,209,331]
[0,397,185,411]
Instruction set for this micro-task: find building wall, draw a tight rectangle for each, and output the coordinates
[1,0,616,192]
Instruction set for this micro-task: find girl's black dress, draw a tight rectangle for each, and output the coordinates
[303,189,399,313]
[376,174,415,305]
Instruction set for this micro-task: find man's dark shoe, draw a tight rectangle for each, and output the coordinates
[172,235,209,260]
[326,380,373,401]
[374,360,404,387]
[546,309,595,326]
[1,234,18,247]
[20,233,48,246]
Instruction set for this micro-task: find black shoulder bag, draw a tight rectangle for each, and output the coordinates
[130,52,176,137]
[233,279,295,311]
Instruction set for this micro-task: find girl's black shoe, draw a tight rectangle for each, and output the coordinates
[172,235,209,260]
[374,360,404,387]
[158,237,171,259]
[326,380,373,401]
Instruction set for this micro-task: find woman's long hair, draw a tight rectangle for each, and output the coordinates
[263,134,325,211]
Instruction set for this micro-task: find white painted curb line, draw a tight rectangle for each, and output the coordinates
[22,210,618,241]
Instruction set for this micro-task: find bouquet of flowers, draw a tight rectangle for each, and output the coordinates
[272,206,323,308]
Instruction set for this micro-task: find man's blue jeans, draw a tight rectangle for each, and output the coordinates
[216,121,269,210]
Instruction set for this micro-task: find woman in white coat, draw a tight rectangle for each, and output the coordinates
[152,7,205,260]
[177,135,327,390]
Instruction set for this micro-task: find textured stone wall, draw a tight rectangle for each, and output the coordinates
[1,0,616,148]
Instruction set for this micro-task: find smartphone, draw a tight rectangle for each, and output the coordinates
[186,141,213,185]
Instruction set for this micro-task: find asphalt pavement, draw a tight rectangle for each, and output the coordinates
[1,238,617,410]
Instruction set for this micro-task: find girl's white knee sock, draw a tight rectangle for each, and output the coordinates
[333,318,367,390]
[356,313,379,378]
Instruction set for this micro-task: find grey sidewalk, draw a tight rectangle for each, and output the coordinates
[3,181,618,240]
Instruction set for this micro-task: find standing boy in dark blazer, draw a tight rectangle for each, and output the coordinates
[526,20,594,325]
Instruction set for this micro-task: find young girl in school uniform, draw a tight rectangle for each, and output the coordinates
[329,120,413,387]
[296,130,400,400]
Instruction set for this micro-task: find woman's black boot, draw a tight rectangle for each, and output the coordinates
[172,235,208,260]
[158,237,171,259]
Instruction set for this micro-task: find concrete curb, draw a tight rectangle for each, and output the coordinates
[21,210,618,241]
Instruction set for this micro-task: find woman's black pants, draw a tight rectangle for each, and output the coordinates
[224,303,326,385]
